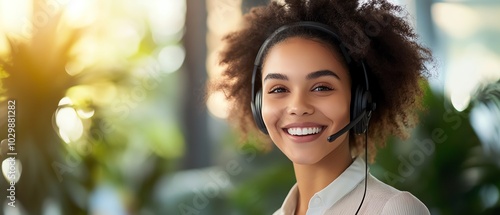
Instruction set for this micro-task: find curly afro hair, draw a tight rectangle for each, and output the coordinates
[208,0,433,161]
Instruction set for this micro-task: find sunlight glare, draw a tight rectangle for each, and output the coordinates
[207,92,229,119]
[451,91,470,112]
[158,45,185,73]
[112,21,142,57]
[446,44,500,112]
[71,20,142,66]
[65,60,85,76]
[58,96,74,106]
[432,3,479,39]
[63,0,97,27]
[145,0,186,44]
[0,0,31,36]
[77,108,95,119]
[0,34,8,57]
[55,98,84,144]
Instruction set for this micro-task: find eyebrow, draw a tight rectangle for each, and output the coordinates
[264,73,288,82]
[263,69,340,82]
[306,70,341,80]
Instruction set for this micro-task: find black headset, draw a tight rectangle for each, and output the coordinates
[251,21,374,136]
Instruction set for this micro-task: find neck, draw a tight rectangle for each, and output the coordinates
[293,137,353,215]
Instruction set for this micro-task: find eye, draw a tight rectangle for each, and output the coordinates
[312,85,334,92]
[268,87,288,94]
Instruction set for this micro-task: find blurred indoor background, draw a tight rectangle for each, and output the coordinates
[0,0,499,214]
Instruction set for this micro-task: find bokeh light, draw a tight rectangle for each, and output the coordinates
[1,158,22,184]
[145,0,186,44]
[55,106,84,144]
[432,2,500,112]
[206,0,242,119]
[0,0,31,36]
[158,45,185,73]
[207,91,230,119]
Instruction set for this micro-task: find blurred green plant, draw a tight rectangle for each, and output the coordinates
[0,9,84,214]
[470,79,500,160]
[0,1,186,214]
[373,84,500,215]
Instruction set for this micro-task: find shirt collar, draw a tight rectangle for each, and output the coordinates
[277,157,366,214]
[308,156,366,213]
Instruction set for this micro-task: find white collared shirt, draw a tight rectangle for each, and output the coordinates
[273,157,430,215]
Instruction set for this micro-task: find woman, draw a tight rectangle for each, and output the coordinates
[208,0,433,214]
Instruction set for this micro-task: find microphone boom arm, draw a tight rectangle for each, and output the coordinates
[327,110,366,142]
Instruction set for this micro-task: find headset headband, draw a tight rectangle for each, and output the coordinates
[253,21,352,67]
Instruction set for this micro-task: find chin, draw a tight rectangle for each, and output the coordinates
[287,152,324,165]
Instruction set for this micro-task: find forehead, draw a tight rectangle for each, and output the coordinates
[261,37,349,78]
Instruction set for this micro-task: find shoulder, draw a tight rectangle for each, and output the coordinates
[381,192,430,215]
[329,173,431,214]
[366,175,430,215]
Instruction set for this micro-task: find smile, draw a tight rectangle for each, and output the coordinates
[286,127,323,136]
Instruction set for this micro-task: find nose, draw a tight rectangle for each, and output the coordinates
[287,93,314,116]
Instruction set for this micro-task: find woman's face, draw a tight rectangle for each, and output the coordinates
[261,37,352,165]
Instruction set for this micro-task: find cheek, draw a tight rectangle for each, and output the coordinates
[261,98,282,130]
[319,96,351,123]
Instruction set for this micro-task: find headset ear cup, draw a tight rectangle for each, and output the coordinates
[360,90,369,134]
[352,86,362,134]
[363,90,373,132]
[252,90,268,134]
[353,86,369,135]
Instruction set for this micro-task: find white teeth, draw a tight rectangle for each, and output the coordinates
[287,127,322,136]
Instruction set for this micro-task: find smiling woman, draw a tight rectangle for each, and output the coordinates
[207,0,433,214]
